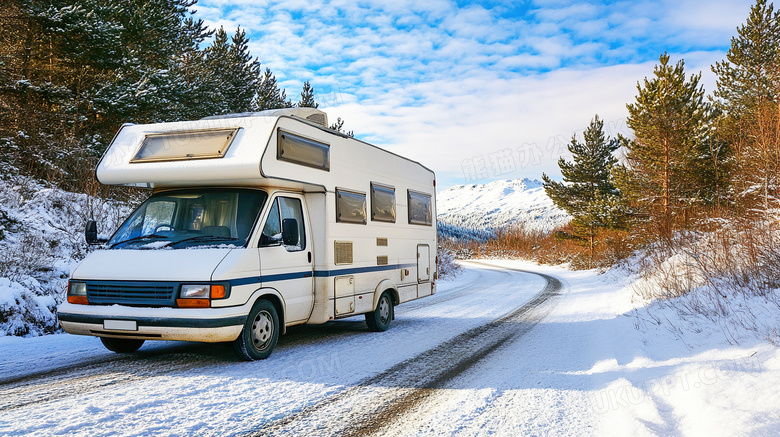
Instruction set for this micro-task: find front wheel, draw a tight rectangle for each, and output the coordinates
[233,299,280,361]
[365,291,394,332]
[100,337,145,353]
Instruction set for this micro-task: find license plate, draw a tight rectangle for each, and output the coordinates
[103,319,137,331]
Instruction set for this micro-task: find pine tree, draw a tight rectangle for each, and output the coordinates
[1,0,301,189]
[329,117,354,137]
[253,68,291,110]
[620,53,714,243]
[298,81,318,108]
[198,27,262,115]
[0,0,127,182]
[542,115,624,267]
[713,0,780,122]
[712,0,780,210]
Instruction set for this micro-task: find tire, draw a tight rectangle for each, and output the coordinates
[365,291,394,332]
[233,299,280,361]
[100,337,145,353]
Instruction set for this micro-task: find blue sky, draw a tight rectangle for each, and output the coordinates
[194,0,755,190]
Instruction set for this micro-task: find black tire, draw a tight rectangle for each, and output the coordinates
[365,291,394,332]
[233,299,280,361]
[100,337,145,353]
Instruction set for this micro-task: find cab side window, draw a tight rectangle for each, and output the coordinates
[259,197,306,251]
[259,199,282,246]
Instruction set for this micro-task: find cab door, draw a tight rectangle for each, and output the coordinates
[258,194,314,323]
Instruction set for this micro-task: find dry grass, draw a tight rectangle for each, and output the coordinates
[442,222,634,270]
[628,210,780,343]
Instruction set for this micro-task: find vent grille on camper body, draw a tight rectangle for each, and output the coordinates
[334,241,353,265]
[86,281,177,306]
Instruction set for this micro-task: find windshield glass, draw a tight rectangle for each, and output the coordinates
[108,189,267,249]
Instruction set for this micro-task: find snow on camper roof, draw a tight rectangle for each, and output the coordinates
[96,108,329,189]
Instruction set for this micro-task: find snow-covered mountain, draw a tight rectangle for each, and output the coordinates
[437,178,570,234]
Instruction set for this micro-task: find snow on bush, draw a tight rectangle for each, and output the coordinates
[0,277,58,336]
[0,176,137,337]
[437,245,462,279]
[625,215,780,345]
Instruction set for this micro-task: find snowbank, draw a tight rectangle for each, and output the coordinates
[0,277,57,336]
[0,176,137,337]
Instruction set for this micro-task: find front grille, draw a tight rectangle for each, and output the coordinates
[87,281,177,307]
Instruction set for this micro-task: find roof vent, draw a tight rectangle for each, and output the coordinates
[305,112,327,127]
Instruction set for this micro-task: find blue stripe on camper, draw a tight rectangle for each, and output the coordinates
[313,263,417,277]
[228,263,417,287]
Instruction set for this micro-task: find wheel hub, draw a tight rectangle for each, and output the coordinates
[379,297,390,323]
[251,310,273,350]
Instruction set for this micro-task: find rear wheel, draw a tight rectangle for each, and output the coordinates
[233,299,279,361]
[100,337,145,353]
[365,291,394,332]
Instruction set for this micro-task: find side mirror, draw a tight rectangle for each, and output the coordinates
[281,218,299,246]
[85,220,107,245]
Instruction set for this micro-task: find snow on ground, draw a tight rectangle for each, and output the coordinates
[1,260,779,436]
[410,260,780,436]
[437,179,570,233]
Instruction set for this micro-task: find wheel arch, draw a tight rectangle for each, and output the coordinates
[249,288,287,335]
[373,279,399,309]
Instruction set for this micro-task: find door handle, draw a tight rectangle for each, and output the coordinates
[308,251,312,263]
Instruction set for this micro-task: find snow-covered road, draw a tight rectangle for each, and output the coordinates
[0,262,552,436]
[2,260,780,436]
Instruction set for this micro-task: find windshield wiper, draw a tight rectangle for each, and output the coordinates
[109,234,167,249]
[167,236,240,247]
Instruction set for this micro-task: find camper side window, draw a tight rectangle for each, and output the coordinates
[371,183,396,223]
[277,131,330,171]
[408,190,432,226]
[336,189,367,224]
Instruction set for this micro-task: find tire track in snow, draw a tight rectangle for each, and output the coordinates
[400,266,511,312]
[0,344,228,412]
[0,267,488,412]
[252,263,562,436]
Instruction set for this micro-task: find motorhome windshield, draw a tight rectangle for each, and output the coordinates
[108,189,267,249]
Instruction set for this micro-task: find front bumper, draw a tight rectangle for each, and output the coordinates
[58,302,248,342]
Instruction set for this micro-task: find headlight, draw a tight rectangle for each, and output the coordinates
[69,281,87,296]
[67,281,88,305]
[180,284,210,299]
[177,284,229,308]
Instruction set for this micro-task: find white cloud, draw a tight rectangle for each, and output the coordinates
[192,0,757,188]
[325,62,657,189]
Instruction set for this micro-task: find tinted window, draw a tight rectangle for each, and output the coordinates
[371,183,396,223]
[278,131,330,171]
[336,189,367,224]
[408,190,432,226]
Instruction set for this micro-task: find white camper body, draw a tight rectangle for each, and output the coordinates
[58,108,437,359]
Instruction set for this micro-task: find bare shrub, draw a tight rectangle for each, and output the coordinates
[632,211,780,343]
[443,222,633,270]
[436,245,462,279]
[0,233,58,283]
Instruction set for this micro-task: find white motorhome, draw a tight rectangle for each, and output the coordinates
[58,108,437,360]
